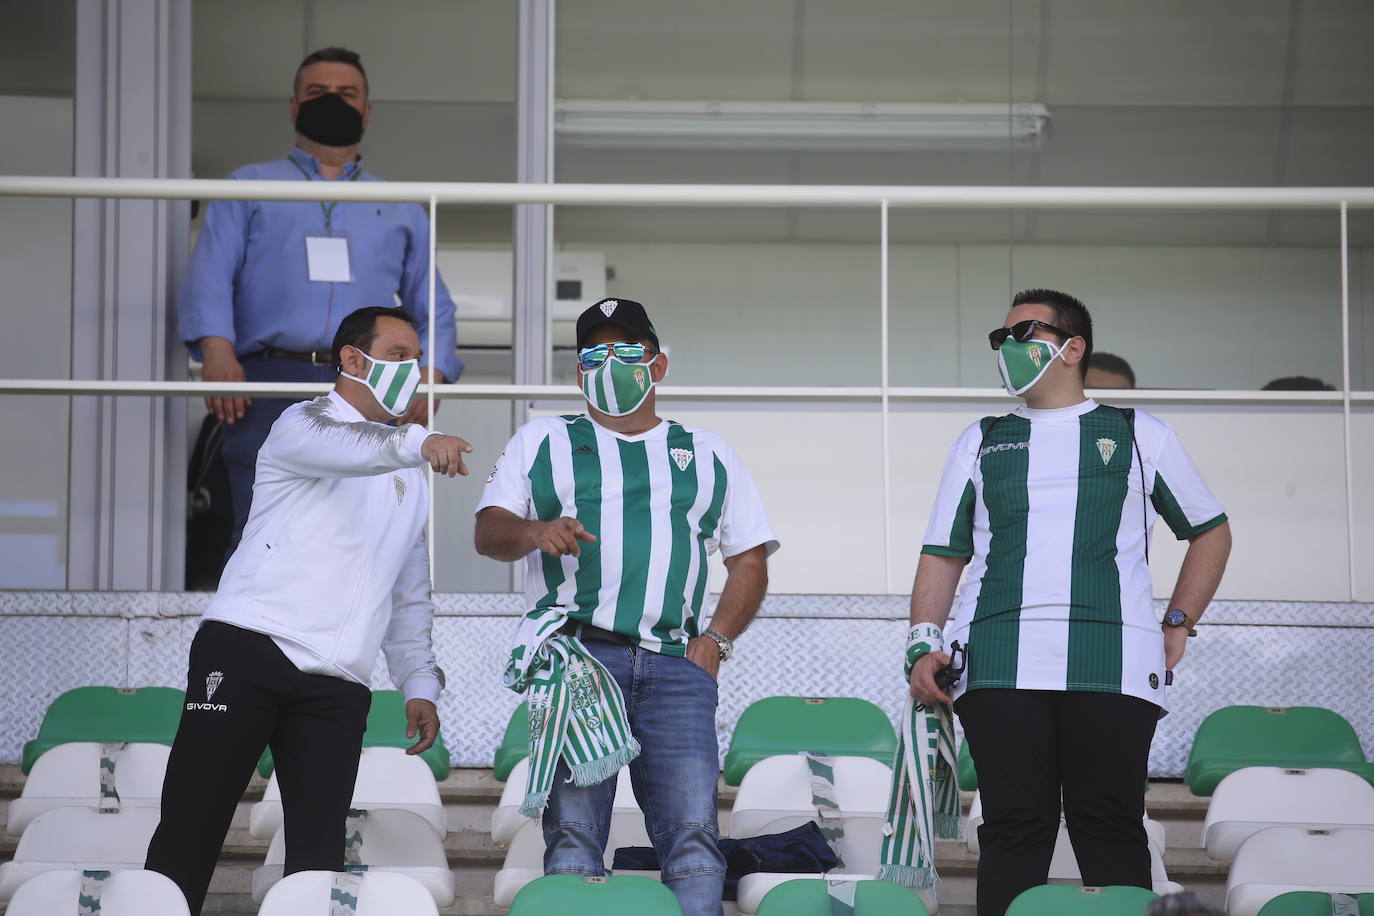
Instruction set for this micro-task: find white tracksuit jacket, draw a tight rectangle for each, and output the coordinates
[203,390,444,702]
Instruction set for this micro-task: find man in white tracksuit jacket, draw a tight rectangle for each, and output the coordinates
[146,306,472,915]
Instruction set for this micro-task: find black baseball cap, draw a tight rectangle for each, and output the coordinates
[576,298,660,349]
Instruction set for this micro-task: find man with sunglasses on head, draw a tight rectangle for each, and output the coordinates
[474,298,778,916]
[906,289,1232,915]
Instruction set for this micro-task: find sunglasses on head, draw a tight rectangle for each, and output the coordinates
[988,319,1074,351]
[578,341,652,369]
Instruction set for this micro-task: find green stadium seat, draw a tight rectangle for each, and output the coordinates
[20,686,185,774]
[494,703,529,782]
[1257,892,1374,916]
[509,874,683,915]
[257,689,450,781]
[1005,885,1158,915]
[756,878,931,915]
[957,740,978,791]
[1185,706,1374,796]
[722,696,897,786]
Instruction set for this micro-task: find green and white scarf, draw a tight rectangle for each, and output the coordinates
[878,624,960,890]
[503,614,640,819]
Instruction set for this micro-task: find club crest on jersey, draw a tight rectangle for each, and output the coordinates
[1096,438,1118,465]
[393,475,407,505]
[205,670,224,700]
[599,299,619,317]
[670,448,694,472]
[1027,344,1044,368]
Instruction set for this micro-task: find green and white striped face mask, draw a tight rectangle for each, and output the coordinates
[341,347,422,417]
[580,353,658,417]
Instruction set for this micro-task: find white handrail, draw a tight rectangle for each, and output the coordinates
[4,175,1374,208]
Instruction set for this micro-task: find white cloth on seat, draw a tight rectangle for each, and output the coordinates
[0,806,160,902]
[1204,766,1374,861]
[7,743,170,837]
[258,870,439,915]
[6,868,189,916]
[1226,826,1374,916]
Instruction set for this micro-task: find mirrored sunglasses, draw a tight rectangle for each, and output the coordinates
[578,341,650,369]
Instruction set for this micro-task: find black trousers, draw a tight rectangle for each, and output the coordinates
[145,621,372,915]
[955,689,1159,916]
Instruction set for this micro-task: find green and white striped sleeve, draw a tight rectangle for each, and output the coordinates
[920,420,983,558]
[1143,414,1227,539]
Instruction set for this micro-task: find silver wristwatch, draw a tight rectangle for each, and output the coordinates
[702,628,734,661]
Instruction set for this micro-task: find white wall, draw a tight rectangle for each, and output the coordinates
[0,95,72,588]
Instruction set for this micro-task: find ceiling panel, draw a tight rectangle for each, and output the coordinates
[319,0,515,102]
[555,0,797,100]
[1292,0,1374,105]
[1034,106,1282,186]
[1045,0,1289,106]
[193,0,307,99]
[1281,108,1374,186]
[798,0,1042,103]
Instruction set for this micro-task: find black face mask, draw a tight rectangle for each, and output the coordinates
[294,93,364,147]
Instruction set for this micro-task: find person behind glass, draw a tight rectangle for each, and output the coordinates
[178,46,463,552]
[1086,351,1136,389]
[473,299,779,916]
[907,289,1232,916]
[145,307,472,916]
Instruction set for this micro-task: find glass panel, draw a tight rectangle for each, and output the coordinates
[0,1,74,588]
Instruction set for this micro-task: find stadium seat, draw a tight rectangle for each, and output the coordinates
[250,746,446,840]
[964,791,1167,857]
[509,874,683,915]
[722,697,897,786]
[957,741,977,791]
[0,806,161,902]
[492,757,641,846]
[251,809,455,906]
[20,686,184,774]
[1204,766,1374,861]
[494,702,529,782]
[755,878,931,915]
[1226,826,1374,916]
[1005,884,1158,915]
[7,741,170,836]
[493,810,654,907]
[257,689,451,781]
[1185,706,1374,796]
[257,870,439,915]
[1256,892,1374,916]
[5,868,189,916]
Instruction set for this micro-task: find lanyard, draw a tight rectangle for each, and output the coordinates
[289,155,362,224]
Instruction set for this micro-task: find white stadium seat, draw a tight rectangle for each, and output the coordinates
[5,868,189,916]
[1226,826,1374,916]
[491,759,641,846]
[492,809,653,907]
[0,806,160,902]
[257,870,439,916]
[726,755,938,914]
[251,809,455,907]
[250,746,447,841]
[1204,766,1374,861]
[6,742,169,836]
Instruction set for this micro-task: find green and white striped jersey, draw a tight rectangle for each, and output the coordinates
[477,415,780,656]
[921,400,1226,706]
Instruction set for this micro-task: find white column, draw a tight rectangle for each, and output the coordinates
[513,0,554,399]
[68,0,191,589]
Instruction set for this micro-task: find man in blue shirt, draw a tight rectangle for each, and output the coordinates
[178,47,462,550]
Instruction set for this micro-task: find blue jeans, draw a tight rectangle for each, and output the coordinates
[543,634,725,916]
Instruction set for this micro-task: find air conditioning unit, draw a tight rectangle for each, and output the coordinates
[435,249,606,321]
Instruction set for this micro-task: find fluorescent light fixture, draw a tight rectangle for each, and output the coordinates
[555,101,1050,152]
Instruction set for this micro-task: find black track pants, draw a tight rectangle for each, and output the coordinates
[145,621,372,915]
[955,689,1159,916]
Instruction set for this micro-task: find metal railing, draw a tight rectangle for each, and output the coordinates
[1,175,1370,597]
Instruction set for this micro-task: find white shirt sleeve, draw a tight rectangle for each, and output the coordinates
[384,528,444,703]
[921,420,984,557]
[1140,413,1228,540]
[715,440,780,559]
[474,421,539,519]
[262,401,432,480]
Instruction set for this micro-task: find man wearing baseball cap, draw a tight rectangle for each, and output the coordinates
[474,298,779,916]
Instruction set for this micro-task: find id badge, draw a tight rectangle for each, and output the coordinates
[305,229,352,282]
